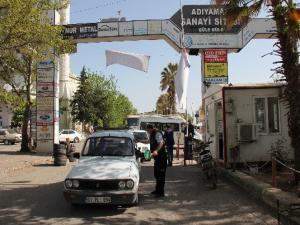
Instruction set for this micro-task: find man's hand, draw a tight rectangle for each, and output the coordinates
[152,150,158,157]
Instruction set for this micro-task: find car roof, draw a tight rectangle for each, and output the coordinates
[131,129,147,133]
[89,130,134,139]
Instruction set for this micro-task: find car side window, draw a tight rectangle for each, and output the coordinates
[69,131,75,134]
[62,131,68,134]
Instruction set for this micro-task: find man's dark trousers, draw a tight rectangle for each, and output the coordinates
[166,145,173,166]
[154,154,167,194]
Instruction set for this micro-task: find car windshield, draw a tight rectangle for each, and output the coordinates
[82,137,134,157]
[133,132,148,142]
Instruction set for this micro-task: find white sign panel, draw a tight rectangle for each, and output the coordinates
[37,97,54,110]
[242,18,276,47]
[119,22,133,36]
[37,125,54,140]
[148,21,162,34]
[162,20,181,47]
[97,22,119,37]
[205,77,228,84]
[37,67,55,83]
[37,82,58,97]
[134,21,147,35]
[183,33,242,49]
[37,111,54,125]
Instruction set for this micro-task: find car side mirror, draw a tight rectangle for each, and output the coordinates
[73,152,80,159]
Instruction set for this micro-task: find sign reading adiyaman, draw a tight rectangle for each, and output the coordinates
[170,5,243,34]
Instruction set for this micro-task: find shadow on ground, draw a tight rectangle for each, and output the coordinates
[0,162,278,225]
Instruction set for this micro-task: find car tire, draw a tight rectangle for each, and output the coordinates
[11,142,15,145]
[4,140,9,145]
[74,137,79,143]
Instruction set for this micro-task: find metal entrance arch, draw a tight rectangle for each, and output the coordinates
[36,4,277,153]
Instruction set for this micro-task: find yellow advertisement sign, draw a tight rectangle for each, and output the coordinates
[204,63,228,77]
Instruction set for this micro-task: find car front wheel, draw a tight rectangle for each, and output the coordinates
[73,137,79,143]
[4,140,9,145]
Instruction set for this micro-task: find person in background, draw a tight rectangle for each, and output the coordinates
[146,123,167,197]
[163,124,175,166]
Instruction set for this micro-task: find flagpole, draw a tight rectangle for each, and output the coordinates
[179,0,184,48]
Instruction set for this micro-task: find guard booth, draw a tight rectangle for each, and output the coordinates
[203,83,293,167]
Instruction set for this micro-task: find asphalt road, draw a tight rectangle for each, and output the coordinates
[0,153,280,225]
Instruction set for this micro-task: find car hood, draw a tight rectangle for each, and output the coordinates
[66,156,139,180]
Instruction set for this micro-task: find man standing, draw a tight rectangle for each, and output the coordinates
[146,124,167,197]
[163,124,175,166]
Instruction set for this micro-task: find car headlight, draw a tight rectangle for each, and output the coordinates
[72,180,79,188]
[118,180,126,189]
[126,180,134,189]
[65,179,73,188]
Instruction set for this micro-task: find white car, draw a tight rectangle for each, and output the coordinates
[59,129,82,143]
[131,130,150,161]
[63,130,140,206]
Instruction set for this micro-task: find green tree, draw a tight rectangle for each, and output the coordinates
[160,63,178,114]
[222,0,300,178]
[156,93,169,115]
[0,0,73,152]
[70,67,91,130]
[71,69,136,129]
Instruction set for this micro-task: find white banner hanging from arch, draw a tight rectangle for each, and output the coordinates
[105,50,150,73]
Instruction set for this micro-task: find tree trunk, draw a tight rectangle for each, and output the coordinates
[20,59,32,152]
[273,4,300,181]
[20,102,30,152]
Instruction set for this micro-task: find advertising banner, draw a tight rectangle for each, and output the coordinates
[37,125,54,140]
[204,63,228,77]
[119,22,133,36]
[148,21,162,34]
[162,20,181,47]
[37,111,54,125]
[98,22,119,37]
[37,82,58,97]
[204,49,227,63]
[63,23,98,39]
[134,21,147,35]
[37,97,54,110]
[204,49,228,84]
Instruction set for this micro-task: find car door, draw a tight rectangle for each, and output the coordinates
[69,130,76,141]
[59,130,69,142]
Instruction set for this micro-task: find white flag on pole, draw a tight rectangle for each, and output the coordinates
[175,49,190,110]
[105,50,150,72]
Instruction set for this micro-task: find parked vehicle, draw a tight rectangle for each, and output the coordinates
[127,114,186,148]
[131,130,150,162]
[63,130,140,206]
[193,139,217,189]
[59,129,83,143]
[0,129,22,145]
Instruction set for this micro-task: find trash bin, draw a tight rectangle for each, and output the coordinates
[53,144,67,166]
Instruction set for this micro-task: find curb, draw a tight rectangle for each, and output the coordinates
[219,168,300,224]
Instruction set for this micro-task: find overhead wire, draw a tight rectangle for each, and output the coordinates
[70,0,128,15]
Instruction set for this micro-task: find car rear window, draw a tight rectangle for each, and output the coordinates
[82,137,133,157]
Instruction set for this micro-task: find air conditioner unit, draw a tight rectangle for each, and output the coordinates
[237,123,258,142]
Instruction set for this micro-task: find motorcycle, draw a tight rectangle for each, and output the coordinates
[193,139,217,189]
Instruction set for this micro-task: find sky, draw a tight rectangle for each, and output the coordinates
[69,0,285,115]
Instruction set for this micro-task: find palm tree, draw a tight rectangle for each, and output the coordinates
[156,93,169,115]
[222,0,300,180]
[160,63,178,114]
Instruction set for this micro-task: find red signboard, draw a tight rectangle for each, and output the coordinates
[204,49,227,63]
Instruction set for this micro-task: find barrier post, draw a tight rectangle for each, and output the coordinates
[272,157,277,187]
[66,138,70,156]
[176,135,180,160]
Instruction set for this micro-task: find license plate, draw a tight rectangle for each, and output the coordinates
[85,196,111,204]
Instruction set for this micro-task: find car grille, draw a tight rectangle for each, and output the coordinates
[78,180,120,191]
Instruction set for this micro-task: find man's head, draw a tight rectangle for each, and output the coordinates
[146,123,154,134]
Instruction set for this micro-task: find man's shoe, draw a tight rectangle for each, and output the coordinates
[150,190,158,195]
